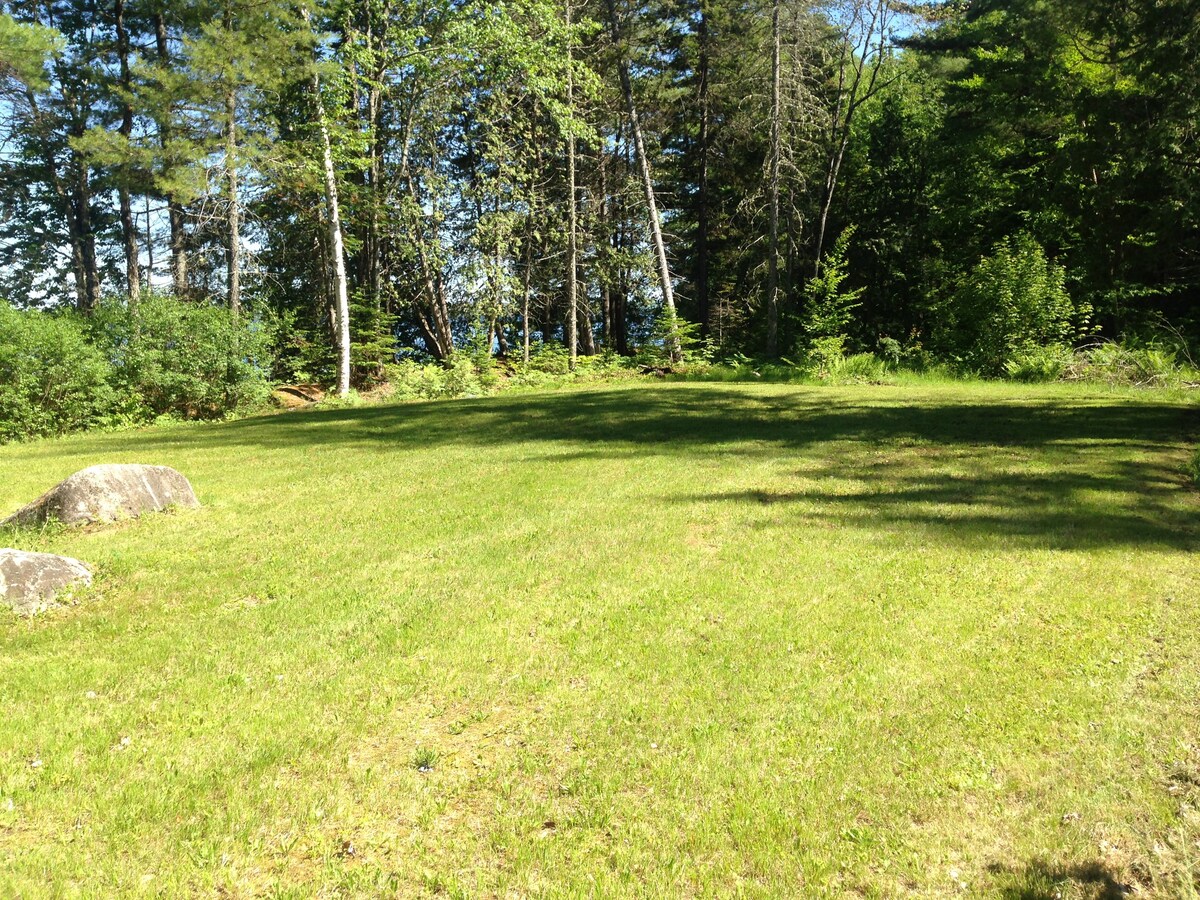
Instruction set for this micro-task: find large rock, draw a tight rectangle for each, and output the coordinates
[1,464,200,528]
[0,549,92,614]
[271,383,326,410]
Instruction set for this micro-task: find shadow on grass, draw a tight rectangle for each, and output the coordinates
[14,385,1200,552]
[986,859,1137,899]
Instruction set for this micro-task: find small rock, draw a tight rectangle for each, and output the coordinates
[0,549,92,615]
[2,464,199,528]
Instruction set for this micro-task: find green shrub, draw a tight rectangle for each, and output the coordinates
[0,304,116,442]
[800,228,864,348]
[877,336,903,367]
[384,360,451,400]
[806,335,847,378]
[1187,448,1200,489]
[383,355,489,400]
[830,352,889,384]
[444,353,488,396]
[524,343,572,376]
[91,293,274,419]
[637,307,708,367]
[950,233,1087,376]
[1005,344,1075,382]
[1070,341,1182,386]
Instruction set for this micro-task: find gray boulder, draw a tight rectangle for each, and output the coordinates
[0,549,92,614]
[2,464,200,528]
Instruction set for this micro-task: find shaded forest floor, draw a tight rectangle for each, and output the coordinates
[1,381,1198,897]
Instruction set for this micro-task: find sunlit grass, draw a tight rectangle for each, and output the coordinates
[0,380,1197,896]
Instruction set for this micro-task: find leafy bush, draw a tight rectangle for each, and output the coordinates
[444,353,490,396]
[950,233,1087,375]
[1187,448,1200,489]
[637,307,708,367]
[523,343,572,376]
[800,228,864,347]
[877,336,903,367]
[91,293,274,419]
[805,335,848,377]
[384,355,489,400]
[830,352,889,384]
[0,304,116,442]
[1066,341,1183,386]
[384,360,455,400]
[1005,344,1075,382]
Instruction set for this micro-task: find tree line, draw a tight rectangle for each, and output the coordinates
[0,0,1196,392]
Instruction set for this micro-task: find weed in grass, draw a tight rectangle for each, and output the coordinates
[412,746,439,772]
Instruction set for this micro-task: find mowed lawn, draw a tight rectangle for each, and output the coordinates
[1,381,1198,898]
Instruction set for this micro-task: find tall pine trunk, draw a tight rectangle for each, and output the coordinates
[311,55,352,396]
[565,0,579,369]
[605,0,679,360]
[154,12,188,297]
[314,94,350,393]
[766,0,782,356]
[115,0,140,302]
[695,5,711,339]
[225,86,240,316]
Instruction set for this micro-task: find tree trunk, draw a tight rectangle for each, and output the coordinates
[605,0,679,360]
[813,0,888,274]
[311,48,352,396]
[565,0,579,369]
[613,130,631,355]
[67,125,101,313]
[766,0,782,356]
[38,81,101,314]
[155,12,189,297]
[579,299,596,355]
[695,4,711,339]
[225,86,240,316]
[599,146,613,348]
[523,208,533,363]
[115,0,140,302]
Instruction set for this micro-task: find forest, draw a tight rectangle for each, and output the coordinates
[0,0,1197,438]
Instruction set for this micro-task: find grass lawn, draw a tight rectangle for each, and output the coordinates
[1,380,1198,898]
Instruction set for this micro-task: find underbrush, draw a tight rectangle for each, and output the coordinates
[376,347,643,403]
[0,295,273,443]
[1007,341,1200,387]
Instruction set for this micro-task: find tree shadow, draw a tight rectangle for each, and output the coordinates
[676,449,1197,550]
[986,859,1137,899]
[11,385,1199,551]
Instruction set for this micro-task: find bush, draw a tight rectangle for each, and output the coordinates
[384,355,488,400]
[1064,341,1184,386]
[800,228,864,348]
[636,307,708,368]
[1005,344,1075,382]
[950,233,1088,376]
[1187,448,1200,489]
[0,304,116,442]
[830,352,889,384]
[805,335,848,378]
[91,293,274,419]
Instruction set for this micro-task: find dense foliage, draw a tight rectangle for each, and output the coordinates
[0,305,114,441]
[0,298,273,441]
[0,0,1196,428]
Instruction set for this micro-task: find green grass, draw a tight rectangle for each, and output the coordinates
[1,380,1198,897]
